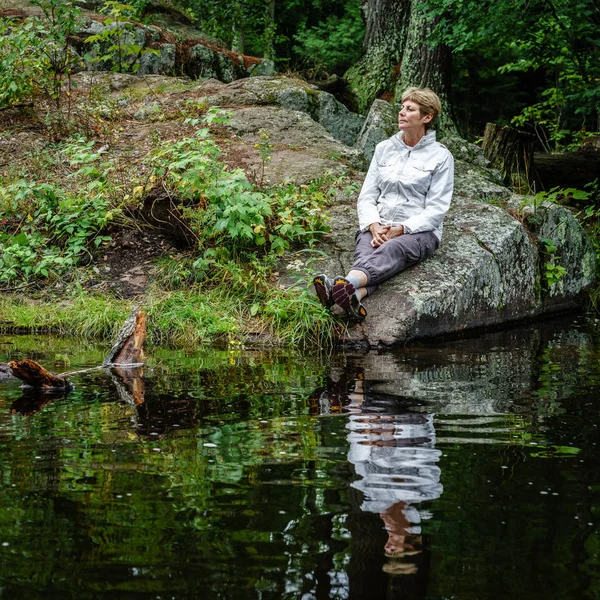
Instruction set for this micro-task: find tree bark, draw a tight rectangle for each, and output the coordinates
[394,9,455,136]
[103,305,146,366]
[344,0,411,113]
[482,122,535,189]
[533,150,600,191]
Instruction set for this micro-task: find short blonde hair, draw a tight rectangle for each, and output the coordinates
[401,87,442,131]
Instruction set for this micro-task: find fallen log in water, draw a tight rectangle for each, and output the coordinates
[104,305,146,366]
[5,306,147,394]
[8,359,73,390]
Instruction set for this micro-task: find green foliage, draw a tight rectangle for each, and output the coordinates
[0,138,124,284]
[424,0,600,147]
[147,109,329,255]
[84,1,156,73]
[0,0,82,126]
[190,0,275,57]
[524,186,591,220]
[0,18,49,107]
[251,128,272,186]
[538,237,566,289]
[292,0,363,74]
[30,0,83,104]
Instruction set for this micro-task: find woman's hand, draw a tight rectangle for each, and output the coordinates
[369,222,391,247]
[387,225,405,239]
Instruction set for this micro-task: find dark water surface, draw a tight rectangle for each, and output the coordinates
[0,316,599,599]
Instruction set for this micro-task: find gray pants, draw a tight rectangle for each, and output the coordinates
[352,230,439,296]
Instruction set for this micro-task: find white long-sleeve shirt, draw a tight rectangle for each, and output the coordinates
[356,130,454,241]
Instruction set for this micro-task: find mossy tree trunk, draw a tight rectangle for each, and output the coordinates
[394,10,456,136]
[344,0,411,114]
[345,0,455,133]
[482,122,535,190]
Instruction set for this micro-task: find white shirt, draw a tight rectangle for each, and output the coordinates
[356,130,454,241]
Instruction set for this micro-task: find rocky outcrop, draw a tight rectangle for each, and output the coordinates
[71,18,271,82]
[197,76,365,147]
[187,78,595,347]
[300,177,595,348]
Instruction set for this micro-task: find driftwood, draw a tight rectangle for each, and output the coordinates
[10,389,70,416]
[8,358,73,390]
[111,366,145,406]
[482,122,535,189]
[6,306,146,394]
[104,305,146,366]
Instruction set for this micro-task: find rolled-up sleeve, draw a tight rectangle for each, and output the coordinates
[401,152,454,234]
[357,148,383,231]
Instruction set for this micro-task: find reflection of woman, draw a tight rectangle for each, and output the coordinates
[342,371,442,568]
[347,411,442,559]
[314,87,454,320]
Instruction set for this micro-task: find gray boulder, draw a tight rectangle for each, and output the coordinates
[355,99,398,162]
[223,105,364,184]
[249,59,276,77]
[138,44,176,75]
[284,160,594,347]
[82,21,147,72]
[196,76,365,148]
[317,93,364,147]
[187,45,246,83]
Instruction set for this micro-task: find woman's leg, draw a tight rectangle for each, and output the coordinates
[351,231,439,292]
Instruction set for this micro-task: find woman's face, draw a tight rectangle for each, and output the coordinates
[398,100,432,135]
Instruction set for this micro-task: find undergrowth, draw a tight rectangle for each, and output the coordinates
[0,104,341,347]
[0,286,338,349]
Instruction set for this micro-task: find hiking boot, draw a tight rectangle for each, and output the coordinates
[332,277,368,321]
[313,274,334,309]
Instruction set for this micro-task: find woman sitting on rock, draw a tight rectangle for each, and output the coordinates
[314,87,454,320]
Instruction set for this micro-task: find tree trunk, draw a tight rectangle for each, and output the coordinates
[344,0,411,113]
[482,122,535,190]
[263,0,275,59]
[394,9,456,136]
[533,151,600,191]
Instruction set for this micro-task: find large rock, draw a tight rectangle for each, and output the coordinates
[138,44,176,75]
[355,99,398,162]
[286,159,595,348]
[196,76,365,148]
[223,105,364,184]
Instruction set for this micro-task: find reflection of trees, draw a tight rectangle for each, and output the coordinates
[0,348,341,597]
[1,322,600,598]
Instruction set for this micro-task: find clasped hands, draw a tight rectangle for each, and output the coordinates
[369,222,405,248]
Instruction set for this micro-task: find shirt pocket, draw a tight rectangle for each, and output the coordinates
[405,164,436,196]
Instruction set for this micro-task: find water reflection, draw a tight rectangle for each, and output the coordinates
[310,366,443,582]
[0,317,598,600]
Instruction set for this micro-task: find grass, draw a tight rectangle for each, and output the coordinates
[0,283,339,349]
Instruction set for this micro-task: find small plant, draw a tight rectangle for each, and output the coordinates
[0,138,129,285]
[84,1,156,73]
[539,238,567,289]
[0,18,49,109]
[251,128,272,186]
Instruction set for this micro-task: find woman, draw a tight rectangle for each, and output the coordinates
[313,87,454,320]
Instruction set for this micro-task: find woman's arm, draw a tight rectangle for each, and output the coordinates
[357,147,384,232]
[400,152,454,234]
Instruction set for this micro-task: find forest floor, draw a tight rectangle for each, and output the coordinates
[0,68,347,347]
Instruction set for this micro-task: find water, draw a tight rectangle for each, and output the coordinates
[0,315,598,599]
